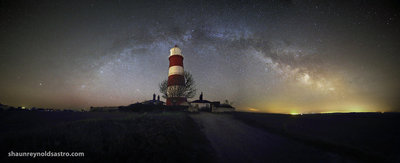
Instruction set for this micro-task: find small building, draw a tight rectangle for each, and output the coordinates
[141,94,165,105]
[190,92,212,112]
[189,92,235,112]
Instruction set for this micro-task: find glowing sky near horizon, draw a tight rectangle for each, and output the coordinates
[0,0,399,113]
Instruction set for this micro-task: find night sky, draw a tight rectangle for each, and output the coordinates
[1,0,399,113]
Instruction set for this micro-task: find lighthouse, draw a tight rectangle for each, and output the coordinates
[166,45,187,105]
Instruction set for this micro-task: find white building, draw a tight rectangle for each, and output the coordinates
[189,92,235,112]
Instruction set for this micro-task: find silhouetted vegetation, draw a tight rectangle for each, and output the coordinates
[118,103,188,112]
[159,71,197,99]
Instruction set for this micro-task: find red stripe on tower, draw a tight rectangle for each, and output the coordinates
[166,45,187,105]
[169,55,183,67]
[168,75,185,86]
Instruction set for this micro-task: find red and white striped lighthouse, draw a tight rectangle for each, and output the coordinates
[166,45,187,105]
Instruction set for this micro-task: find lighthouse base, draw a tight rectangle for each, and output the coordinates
[166,97,187,106]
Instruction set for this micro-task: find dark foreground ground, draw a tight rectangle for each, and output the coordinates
[0,111,399,163]
[190,113,348,163]
[0,111,215,162]
[232,112,400,163]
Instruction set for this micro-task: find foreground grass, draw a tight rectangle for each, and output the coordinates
[233,112,400,163]
[0,112,216,162]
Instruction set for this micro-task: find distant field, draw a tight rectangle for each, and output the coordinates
[233,112,400,163]
[0,111,216,162]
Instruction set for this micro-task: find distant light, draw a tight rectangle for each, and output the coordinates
[21,107,26,109]
[247,107,259,112]
[290,112,300,115]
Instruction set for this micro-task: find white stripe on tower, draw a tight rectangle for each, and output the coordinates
[168,66,184,76]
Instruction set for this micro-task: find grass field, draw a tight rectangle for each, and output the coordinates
[0,111,216,162]
[2,110,399,162]
[233,112,400,163]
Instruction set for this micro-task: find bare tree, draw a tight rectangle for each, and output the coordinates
[159,79,168,99]
[159,71,197,99]
[183,71,196,98]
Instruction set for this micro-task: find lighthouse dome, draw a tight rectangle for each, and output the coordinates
[170,45,183,57]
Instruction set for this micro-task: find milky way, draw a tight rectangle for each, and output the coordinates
[1,0,399,113]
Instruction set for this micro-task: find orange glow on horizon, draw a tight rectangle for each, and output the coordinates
[239,101,389,114]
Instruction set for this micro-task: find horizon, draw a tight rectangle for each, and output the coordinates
[1,102,396,115]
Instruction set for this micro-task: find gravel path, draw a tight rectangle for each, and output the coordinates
[190,113,351,163]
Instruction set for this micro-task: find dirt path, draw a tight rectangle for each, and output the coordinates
[190,113,350,163]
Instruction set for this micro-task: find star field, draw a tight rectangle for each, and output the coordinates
[0,0,399,113]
